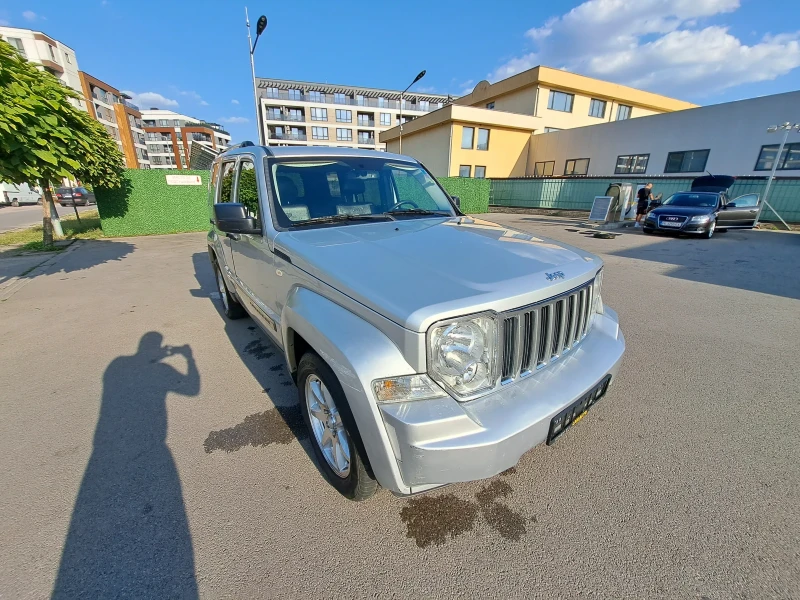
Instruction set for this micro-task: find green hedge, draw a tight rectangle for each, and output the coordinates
[439,177,490,214]
[95,169,209,237]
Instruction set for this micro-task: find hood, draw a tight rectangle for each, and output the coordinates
[275,218,601,332]
[650,205,716,217]
[690,175,734,193]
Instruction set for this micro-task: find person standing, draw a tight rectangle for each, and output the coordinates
[635,183,654,227]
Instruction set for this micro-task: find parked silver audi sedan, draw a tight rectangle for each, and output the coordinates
[206,144,625,500]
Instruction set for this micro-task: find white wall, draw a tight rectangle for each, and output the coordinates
[528,91,800,177]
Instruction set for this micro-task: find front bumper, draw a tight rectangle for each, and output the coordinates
[379,308,625,491]
[646,219,711,234]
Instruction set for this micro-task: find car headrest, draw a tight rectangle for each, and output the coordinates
[342,177,365,196]
[276,175,299,203]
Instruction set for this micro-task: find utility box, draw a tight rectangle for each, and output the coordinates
[604,182,637,222]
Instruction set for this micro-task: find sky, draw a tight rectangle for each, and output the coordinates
[1,0,799,144]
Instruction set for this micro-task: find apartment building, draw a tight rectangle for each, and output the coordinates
[256,78,449,150]
[79,72,151,169]
[141,109,231,169]
[0,26,85,111]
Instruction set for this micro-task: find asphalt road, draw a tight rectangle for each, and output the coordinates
[0,220,797,599]
[0,204,95,233]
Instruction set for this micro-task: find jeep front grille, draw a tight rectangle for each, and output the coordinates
[499,281,594,384]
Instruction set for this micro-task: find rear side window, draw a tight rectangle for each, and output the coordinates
[236,160,260,224]
[217,161,236,203]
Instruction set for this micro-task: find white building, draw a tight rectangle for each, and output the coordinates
[0,26,85,112]
[528,91,800,177]
[256,78,449,150]
[140,109,231,170]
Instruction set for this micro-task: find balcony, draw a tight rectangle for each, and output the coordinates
[270,131,307,141]
[147,134,172,142]
[265,112,305,122]
[357,119,375,127]
[121,98,140,111]
[262,89,442,111]
[358,137,376,145]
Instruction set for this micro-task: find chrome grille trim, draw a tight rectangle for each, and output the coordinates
[499,280,595,384]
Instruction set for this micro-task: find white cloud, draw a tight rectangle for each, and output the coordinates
[231,99,240,105]
[122,90,179,108]
[178,89,208,105]
[458,79,475,95]
[219,116,249,124]
[489,0,800,96]
[22,10,38,21]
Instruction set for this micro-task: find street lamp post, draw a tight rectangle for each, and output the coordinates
[398,70,426,154]
[246,8,267,145]
[757,121,799,227]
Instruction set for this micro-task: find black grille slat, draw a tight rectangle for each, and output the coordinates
[501,317,517,380]
[520,311,533,372]
[551,299,564,356]
[564,294,575,350]
[574,289,586,344]
[538,305,552,366]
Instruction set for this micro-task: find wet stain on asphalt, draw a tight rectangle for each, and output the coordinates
[203,405,307,453]
[243,340,274,360]
[400,475,528,547]
[269,364,283,372]
[400,494,479,548]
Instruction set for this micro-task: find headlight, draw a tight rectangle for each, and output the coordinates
[427,313,497,399]
[593,269,604,314]
[690,214,711,223]
[372,374,447,403]
[645,212,658,221]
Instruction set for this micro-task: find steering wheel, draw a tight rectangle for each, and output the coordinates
[388,200,419,211]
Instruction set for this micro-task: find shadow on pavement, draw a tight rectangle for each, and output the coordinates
[52,332,200,599]
[609,229,800,300]
[190,252,312,455]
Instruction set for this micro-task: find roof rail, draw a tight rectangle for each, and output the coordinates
[225,141,256,151]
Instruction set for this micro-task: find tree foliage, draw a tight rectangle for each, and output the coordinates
[0,39,124,188]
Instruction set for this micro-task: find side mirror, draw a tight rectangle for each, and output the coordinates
[214,203,260,235]
[725,202,736,208]
[451,195,461,209]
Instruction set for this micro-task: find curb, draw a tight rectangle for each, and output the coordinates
[0,240,82,302]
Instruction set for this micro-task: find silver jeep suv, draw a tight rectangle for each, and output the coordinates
[207,144,625,500]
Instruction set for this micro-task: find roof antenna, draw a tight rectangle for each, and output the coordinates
[706,171,714,177]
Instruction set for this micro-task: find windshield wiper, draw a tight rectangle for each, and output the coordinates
[386,208,451,217]
[291,213,394,227]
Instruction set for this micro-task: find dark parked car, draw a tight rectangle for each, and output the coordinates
[643,176,760,239]
[56,187,95,207]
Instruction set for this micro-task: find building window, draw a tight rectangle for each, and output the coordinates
[266,87,280,99]
[48,45,56,60]
[267,108,281,120]
[336,128,352,141]
[288,108,303,121]
[380,112,391,126]
[564,158,590,176]
[459,165,471,178]
[589,99,606,118]
[474,166,486,179]
[64,52,71,64]
[533,161,555,177]
[755,143,800,171]
[543,127,562,133]
[356,95,365,106]
[616,104,632,120]
[288,89,302,100]
[7,38,26,57]
[334,93,347,104]
[312,127,329,140]
[420,101,430,111]
[664,150,710,173]
[378,97,387,108]
[486,102,495,110]
[548,90,574,112]
[158,119,169,126]
[309,91,322,102]
[310,108,327,121]
[336,109,352,123]
[477,128,490,151]
[615,154,650,174]
[461,127,474,149]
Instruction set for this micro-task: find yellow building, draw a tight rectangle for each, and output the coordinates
[381,65,697,179]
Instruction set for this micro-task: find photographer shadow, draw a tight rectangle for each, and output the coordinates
[52,332,199,599]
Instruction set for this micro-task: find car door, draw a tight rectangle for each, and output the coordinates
[228,157,280,336]
[214,160,239,277]
[722,193,760,228]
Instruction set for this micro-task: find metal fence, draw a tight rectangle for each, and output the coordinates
[489,176,800,222]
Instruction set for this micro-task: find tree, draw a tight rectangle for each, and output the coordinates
[0,40,125,246]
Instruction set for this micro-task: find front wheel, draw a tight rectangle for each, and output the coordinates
[214,261,246,319]
[11,199,19,207]
[703,220,716,239]
[642,227,654,234]
[298,352,378,501]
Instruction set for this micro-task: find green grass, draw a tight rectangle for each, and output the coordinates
[0,210,103,250]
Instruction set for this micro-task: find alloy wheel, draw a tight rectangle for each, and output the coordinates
[216,268,229,312]
[305,374,351,477]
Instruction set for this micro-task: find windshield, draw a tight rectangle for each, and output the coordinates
[662,193,718,208]
[266,157,455,228]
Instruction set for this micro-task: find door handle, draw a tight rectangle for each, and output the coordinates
[748,210,758,213]
[225,232,241,241]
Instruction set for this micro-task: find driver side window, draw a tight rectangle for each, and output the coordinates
[391,169,439,210]
[730,194,759,208]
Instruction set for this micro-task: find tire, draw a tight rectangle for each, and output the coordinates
[11,199,18,207]
[60,204,66,207]
[213,260,247,319]
[298,352,378,501]
[642,227,654,234]
[703,220,716,239]
[37,198,42,205]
